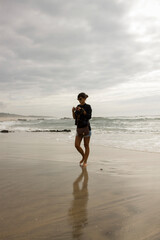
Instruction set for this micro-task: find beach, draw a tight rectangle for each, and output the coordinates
[1,132,160,240]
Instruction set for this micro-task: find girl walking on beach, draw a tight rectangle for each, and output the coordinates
[72,93,92,167]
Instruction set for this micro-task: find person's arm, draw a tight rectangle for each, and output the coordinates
[82,105,92,119]
[72,107,76,119]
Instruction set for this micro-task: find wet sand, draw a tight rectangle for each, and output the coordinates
[0,132,160,240]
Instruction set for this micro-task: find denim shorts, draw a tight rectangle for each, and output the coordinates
[76,130,92,138]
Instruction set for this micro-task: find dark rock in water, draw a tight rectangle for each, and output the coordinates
[1,130,9,133]
[18,119,27,121]
[30,129,71,133]
[1,130,14,133]
[61,117,71,120]
[62,129,71,132]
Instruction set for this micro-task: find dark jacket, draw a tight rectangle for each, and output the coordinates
[75,103,92,130]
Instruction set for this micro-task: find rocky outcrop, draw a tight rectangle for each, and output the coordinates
[29,129,71,132]
[0,129,71,133]
[1,130,10,133]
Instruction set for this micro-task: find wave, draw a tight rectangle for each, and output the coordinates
[91,116,160,121]
[1,115,160,135]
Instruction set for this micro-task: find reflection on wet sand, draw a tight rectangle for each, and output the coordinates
[68,167,89,240]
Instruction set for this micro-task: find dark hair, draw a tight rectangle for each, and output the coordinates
[77,92,88,99]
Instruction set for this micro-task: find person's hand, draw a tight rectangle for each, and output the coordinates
[72,107,76,112]
[76,107,81,111]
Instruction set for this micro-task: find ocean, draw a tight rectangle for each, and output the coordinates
[0,116,160,153]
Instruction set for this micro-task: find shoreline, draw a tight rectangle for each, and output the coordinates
[1,116,160,154]
[1,131,160,155]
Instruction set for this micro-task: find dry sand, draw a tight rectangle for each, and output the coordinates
[0,132,160,240]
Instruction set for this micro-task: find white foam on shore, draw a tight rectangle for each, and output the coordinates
[1,116,160,153]
[0,121,17,130]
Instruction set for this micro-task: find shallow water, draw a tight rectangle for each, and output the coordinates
[1,115,160,152]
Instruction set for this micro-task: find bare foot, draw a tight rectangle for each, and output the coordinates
[82,161,87,167]
[79,158,84,165]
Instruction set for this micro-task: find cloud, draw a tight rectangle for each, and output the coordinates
[0,0,160,116]
[0,101,6,109]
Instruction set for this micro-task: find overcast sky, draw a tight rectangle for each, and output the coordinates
[0,0,160,117]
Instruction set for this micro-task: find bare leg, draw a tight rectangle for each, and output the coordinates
[83,137,90,167]
[75,135,85,164]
